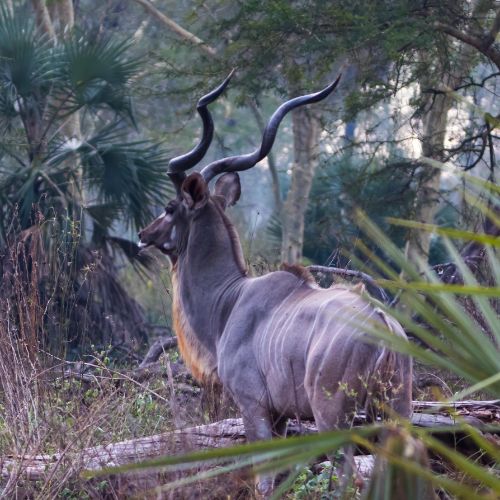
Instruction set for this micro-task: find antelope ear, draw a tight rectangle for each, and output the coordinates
[213,172,241,209]
[181,172,209,210]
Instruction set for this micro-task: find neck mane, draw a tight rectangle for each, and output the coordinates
[171,267,217,383]
[212,199,247,275]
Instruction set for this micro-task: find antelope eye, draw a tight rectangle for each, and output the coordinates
[165,201,177,214]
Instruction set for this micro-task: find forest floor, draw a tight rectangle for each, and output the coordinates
[2,336,497,500]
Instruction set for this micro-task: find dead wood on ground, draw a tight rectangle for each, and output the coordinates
[1,400,498,483]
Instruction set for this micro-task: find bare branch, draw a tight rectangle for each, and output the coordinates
[427,72,500,94]
[131,0,217,58]
[139,335,177,368]
[308,265,390,304]
[434,20,500,70]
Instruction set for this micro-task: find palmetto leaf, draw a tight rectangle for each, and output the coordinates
[85,202,123,232]
[0,6,54,98]
[41,120,173,231]
[54,33,141,120]
[353,211,500,395]
[79,126,172,229]
[385,218,500,247]
[106,235,157,270]
[0,7,55,139]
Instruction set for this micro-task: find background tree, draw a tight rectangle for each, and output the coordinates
[0,5,170,354]
[401,0,499,274]
[183,0,499,268]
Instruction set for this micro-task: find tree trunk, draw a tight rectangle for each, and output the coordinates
[405,75,454,275]
[281,107,320,263]
[56,0,81,140]
[45,1,83,204]
[31,0,56,42]
[56,0,75,31]
[405,0,491,274]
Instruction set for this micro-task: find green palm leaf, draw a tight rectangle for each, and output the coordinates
[55,33,141,120]
[0,6,54,98]
[79,127,172,228]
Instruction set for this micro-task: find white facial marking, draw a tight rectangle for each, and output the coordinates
[161,226,177,250]
[138,241,147,248]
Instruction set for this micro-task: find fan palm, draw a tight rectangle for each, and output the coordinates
[0,7,171,354]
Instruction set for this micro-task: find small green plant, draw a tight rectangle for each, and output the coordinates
[61,486,91,500]
[290,463,338,499]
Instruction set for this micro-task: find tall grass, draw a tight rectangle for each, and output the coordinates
[0,217,184,498]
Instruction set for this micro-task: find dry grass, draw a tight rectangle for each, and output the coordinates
[0,225,244,499]
[0,311,248,498]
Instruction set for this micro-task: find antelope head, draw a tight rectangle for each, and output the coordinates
[138,171,241,260]
[138,71,236,260]
[139,72,341,263]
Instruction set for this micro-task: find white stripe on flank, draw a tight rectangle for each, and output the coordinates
[314,298,373,390]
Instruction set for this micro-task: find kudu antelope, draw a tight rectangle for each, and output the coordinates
[139,74,412,495]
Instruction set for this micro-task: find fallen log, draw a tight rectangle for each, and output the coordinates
[412,399,500,425]
[0,419,246,482]
[0,419,374,483]
[1,403,498,483]
[47,359,192,385]
[139,336,177,368]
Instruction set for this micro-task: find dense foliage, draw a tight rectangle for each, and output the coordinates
[0,7,171,353]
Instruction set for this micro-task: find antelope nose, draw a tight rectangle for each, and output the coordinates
[137,231,147,248]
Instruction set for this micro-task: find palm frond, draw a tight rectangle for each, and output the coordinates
[0,6,56,142]
[79,126,172,228]
[85,202,122,232]
[351,211,500,395]
[0,7,54,98]
[54,32,141,120]
[106,236,157,270]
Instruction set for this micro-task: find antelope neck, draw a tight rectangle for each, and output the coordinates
[175,200,246,355]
